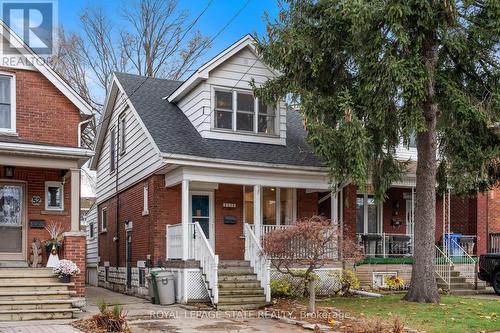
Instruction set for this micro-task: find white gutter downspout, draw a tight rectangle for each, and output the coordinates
[78,118,93,148]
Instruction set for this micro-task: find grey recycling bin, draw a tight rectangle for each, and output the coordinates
[155,271,175,305]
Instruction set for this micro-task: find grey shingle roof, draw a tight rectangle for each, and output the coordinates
[114,72,323,168]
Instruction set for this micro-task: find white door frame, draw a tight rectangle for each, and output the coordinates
[189,191,215,250]
[0,181,27,261]
[405,199,414,237]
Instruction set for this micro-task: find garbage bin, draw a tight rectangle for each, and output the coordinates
[155,271,175,305]
[443,233,462,256]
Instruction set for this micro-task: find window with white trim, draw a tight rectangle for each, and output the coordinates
[110,127,116,173]
[214,89,276,135]
[101,207,107,231]
[45,181,64,211]
[143,181,149,215]
[119,114,126,154]
[356,193,380,234]
[0,73,15,132]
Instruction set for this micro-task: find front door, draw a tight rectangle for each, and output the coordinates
[190,192,214,249]
[0,184,25,260]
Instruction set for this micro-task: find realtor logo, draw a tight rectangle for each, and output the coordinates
[1,0,57,55]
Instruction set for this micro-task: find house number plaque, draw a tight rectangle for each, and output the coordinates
[31,195,41,206]
[222,203,236,208]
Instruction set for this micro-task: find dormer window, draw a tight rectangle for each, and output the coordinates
[214,88,276,135]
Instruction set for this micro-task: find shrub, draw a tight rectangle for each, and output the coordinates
[331,269,360,296]
[270,277,293,297]
[384,275,405,290]
[93,301,129,332]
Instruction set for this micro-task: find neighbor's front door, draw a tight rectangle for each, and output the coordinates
[190,192,215,250]
[0,184,25,260]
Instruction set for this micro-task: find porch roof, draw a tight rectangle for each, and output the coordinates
[113,72,324,169]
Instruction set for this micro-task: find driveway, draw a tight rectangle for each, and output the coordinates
[0,287,307,333]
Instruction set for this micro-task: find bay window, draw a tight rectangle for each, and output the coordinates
[243,186,295,225]
[214,88,276,135]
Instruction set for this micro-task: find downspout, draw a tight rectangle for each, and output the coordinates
[78,118,93,148]
[115,119,120,268]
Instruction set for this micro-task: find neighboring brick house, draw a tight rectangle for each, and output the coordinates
[0,19,93,306]
[90,35,498,305]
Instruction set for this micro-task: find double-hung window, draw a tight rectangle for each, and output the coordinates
[0,74,14,132]
[214,89,276,135]
[214,90,233,129]
[45,182,64,211]
[356,194,379,234]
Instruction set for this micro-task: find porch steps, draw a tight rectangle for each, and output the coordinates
[0,268,80,320]
[216,260,267,311]
[0,261,29,268]
[436,268,485,295]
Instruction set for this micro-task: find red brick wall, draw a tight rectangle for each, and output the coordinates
[1,67,81,147]
[214,184,244,260]
[296,189,318,218]
[476,193,488,255]
[0,166,73,264]
[98,175,181,267]
[382,188,408,235]
[488,188,500,234]
[61,235,85,297]
[343,185,357,241]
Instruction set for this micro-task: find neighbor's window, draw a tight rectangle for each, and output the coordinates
[119,114,126,154]
[101,207,107,231]
[214,89,276,135]
[143,181,149,215]
[89,222,94,238]
[214,90,233,129]
[0,74,14,132]
[110,127,116,172]
[45,182,63,211]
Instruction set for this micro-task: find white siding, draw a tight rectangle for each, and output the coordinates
[85,204,98,266]
[396,146,417,161]
[95,91,163,202]
[176,46,287,145]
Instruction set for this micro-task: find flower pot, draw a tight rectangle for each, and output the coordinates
[59,275,71,283]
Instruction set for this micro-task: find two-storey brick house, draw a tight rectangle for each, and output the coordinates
[90,35,497,308]
[0,21,93,320]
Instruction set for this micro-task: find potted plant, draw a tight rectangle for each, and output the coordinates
[53,259,80,283]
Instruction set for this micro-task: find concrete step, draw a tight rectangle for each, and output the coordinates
[218,274,257,282]
[0,290,74,301]
[219,281,261,289]
[217,303,267,311]
[0,261,29,268]
[0,299,73,310]
[0,268,54,277]
[218,288,265,296]
[218,295,266,304]
[218,267,254,275]
[219,260,251,268]
[0,308,77,321]
[0,277,60,284]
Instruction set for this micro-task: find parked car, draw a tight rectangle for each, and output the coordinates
[478,253,500,295]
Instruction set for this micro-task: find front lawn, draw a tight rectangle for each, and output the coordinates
[317,294,500,333]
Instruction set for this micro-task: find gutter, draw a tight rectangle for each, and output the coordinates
[0,141,94,158]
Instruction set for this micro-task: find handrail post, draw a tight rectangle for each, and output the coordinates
[166,225,169,260]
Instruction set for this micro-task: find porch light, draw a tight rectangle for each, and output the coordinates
[4,166,14,178]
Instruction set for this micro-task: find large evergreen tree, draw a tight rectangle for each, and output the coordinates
[254,0,499,302]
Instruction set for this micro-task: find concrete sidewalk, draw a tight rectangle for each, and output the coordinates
[0,286,306,333]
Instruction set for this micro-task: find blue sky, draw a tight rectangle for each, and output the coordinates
[58,0,279,66]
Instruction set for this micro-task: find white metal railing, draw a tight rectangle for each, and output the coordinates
[489,233,500,253]
[357,233,413,258]
[192,222,219,305]
[450,238,477,287]
[434,245,453,290]
[244,223,271,303]
[166,224,183,259]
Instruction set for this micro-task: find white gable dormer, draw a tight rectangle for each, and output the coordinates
[168,35,286,145]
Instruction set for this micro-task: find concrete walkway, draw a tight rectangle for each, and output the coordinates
[0,287,306,333]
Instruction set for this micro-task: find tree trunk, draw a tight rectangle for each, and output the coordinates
[404,39,441,303]
[307,278,316,313]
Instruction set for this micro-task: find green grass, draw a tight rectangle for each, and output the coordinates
[316,294,500,333]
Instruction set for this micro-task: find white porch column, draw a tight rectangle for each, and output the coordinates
[254,185,262,241]
[181,179,190,260]
[70,168,80,232]
[331,191,338,223]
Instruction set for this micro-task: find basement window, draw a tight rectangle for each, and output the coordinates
[45,182,63,211]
